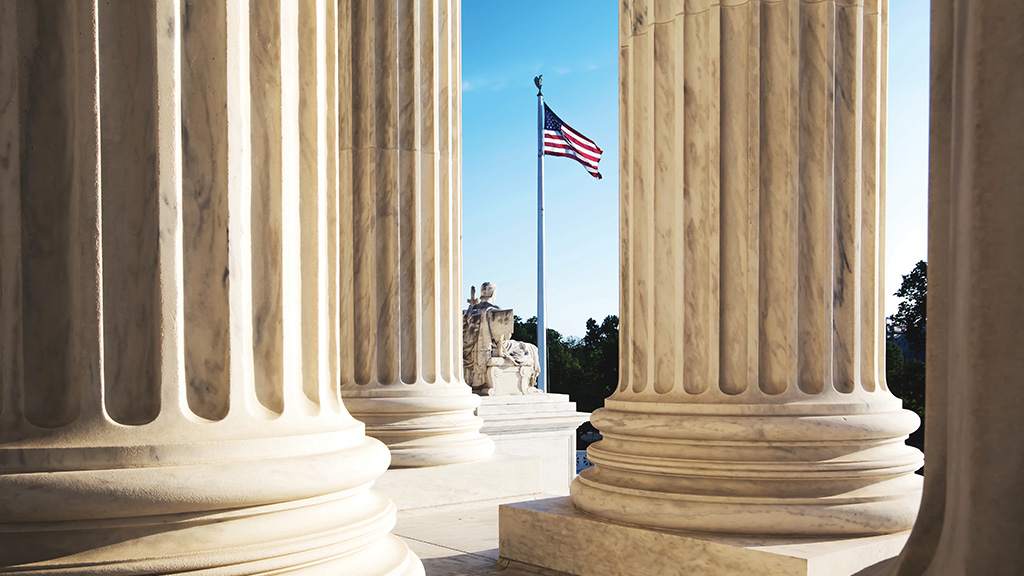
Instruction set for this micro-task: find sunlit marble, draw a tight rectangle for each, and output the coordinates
[338,0,493,468]
[0,2,419,573]
[570,0,922,537]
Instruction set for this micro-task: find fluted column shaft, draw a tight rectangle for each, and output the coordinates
[572,0,922,536]
[888,1,1024,573]
[338,0,493,467]
[0,2,420,573]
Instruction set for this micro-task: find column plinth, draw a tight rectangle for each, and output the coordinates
[571,0,922,536]
[0,1,420,573]
[337,0,493,468]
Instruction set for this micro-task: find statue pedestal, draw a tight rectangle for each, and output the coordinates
[373,394,588,511]
[483,359,538,396]
[499,497,911,576]
[479,394,589,496]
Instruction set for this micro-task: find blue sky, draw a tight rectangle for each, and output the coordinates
[461,1,930,338]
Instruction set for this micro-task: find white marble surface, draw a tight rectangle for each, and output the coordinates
[570,0,923,537]
[344,392,494,468]
[374,454,543,511]
[478,395,589,496]
[395,498,566,576]
[0,2,420,573]
[617,0,891,407]
[338,0,492,469]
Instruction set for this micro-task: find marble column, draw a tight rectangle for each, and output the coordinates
[884,0,1024,573]
[337,0,494,467]
[0,1,420,574]
[572,0,922,535]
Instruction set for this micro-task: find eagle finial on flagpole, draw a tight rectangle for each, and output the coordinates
[534,75,542,95]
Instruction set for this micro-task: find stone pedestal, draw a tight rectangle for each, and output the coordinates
[373,395,585,510]
[0,2,418,574]
[479,394,589,496]
[337,0,493,468]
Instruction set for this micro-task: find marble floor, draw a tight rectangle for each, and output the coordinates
[394,498,564,576]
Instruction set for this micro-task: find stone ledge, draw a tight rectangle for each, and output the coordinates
[499,497,910,576]
[478,394,589,434]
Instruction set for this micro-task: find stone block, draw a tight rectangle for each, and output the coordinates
[499,497,910,576]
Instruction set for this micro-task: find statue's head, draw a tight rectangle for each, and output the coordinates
[480,282,496,300]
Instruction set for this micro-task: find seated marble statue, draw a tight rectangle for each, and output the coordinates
[463,283,540,395]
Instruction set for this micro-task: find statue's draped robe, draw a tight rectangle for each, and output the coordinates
[463,307,538,391]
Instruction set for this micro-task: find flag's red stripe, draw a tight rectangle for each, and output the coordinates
[544,139,598,163]
[560,125,602,154]
[548,153,602,178]
[542,105,603,179]
[544,146,598,167]
[545,144,601,166]
[543,134,602,163]
[543,136,600,159]
[547,125,602,156]
[544,148,601,174]
[544,145,598,164]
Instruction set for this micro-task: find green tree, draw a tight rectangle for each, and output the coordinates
[574,316,619,412]
[890,260,927,357]
[886,260,927,452]
[512,315,533,344]
[512,316,584,395]
[886,341,925,450]
[512,315,620,412]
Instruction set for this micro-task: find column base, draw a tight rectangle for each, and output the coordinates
[574,403,924,535]
[0,436,422,575]
[0,490,423,576]
[499,496,910,576]
[346,394,495,468]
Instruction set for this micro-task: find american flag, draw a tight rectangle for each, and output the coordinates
[543,104,603,179]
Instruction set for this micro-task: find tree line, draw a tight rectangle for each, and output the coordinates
[512,315,618,414]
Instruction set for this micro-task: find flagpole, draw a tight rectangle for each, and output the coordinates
[534,75,548,394]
